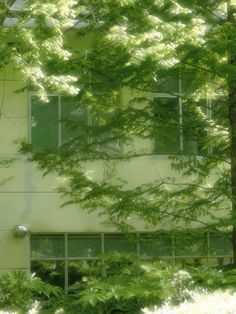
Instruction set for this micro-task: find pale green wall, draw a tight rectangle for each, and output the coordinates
[0,64,190,272]
[0,67,29,272]
[0,65,216,273]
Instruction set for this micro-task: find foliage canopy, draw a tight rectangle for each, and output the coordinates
[15,0,236,256]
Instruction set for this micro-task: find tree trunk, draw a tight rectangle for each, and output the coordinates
[228,0,236,266]
[229,96,236,265]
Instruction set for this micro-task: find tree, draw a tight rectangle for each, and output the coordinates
[24,1,236,263]
[0,0,79,210]
[0,0,78,100]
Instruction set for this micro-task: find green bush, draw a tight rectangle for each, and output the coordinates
[2,257,236,313]
[63,255,236,313]
[63,253,191,314]
[186,267,236,291]
[0,271,62,314]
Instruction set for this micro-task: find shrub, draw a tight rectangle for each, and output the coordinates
[63,255,236,313]
[0,271,62,314]
[63,253,192,314]
[2,257,236,313]
[190,267,236,290]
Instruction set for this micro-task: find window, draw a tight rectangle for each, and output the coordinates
[153,97,180,154]
[30,232,233,291]
[152,69,209,155]
[104,234,136,253]
[174,233,208,267]
[30,94,120,154]
[30,95,86,150]
[139,233,172,259]
[30,233,137,292]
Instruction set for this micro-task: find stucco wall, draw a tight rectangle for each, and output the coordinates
[0,66,203,272]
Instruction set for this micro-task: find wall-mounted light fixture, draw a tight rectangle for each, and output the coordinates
[13,225,29,238]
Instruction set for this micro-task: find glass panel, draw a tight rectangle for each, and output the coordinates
[146,259,173,266]
[61,97,88,144]
[208,257,233,268]
[68,260,100,286]
[153,97,180,154]
[31,96,58,150]
[211,97,228,128]
[153,71,178,93]
[209,234,232,256]
[89,112,120,155]
[139,234,172,258]
[104,234,137,254]
[31,235,64,258]
[31,260,65,288]
[181,69,200,94]
[174,234,207,257]
[183,99,208,155]
[175,258,208,268]
[68,234,101,258]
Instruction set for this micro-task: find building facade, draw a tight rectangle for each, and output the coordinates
[0,64,233,291]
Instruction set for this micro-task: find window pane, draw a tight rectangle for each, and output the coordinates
[104,234,137,253]
[175,234,207,257]
[31,96,58,150]
[183,99,208,155]
[153,71,178,93]
[31,235,64,258]
[181,69,202,94]
[153,97,180,154]
[90,112,120,155]
[210,234,232,256]
[61,97,88,144]
[68,260,100,286]
[139,235,172,258]
[211,97,228,128]
[68,234,101,258]
[208,257,233,268]
[31,260,65,288]
[175,258,208,268]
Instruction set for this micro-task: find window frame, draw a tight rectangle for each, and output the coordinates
[30,231,233,292]
[152,93,182,154]
[152,70,213,155]
[29,92,122,154]
[29,93,91,149]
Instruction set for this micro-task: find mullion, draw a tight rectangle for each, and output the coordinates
[58,95,62,147]
[65,233,68,294]
[30,232,233,290]
[178,69,183,152]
